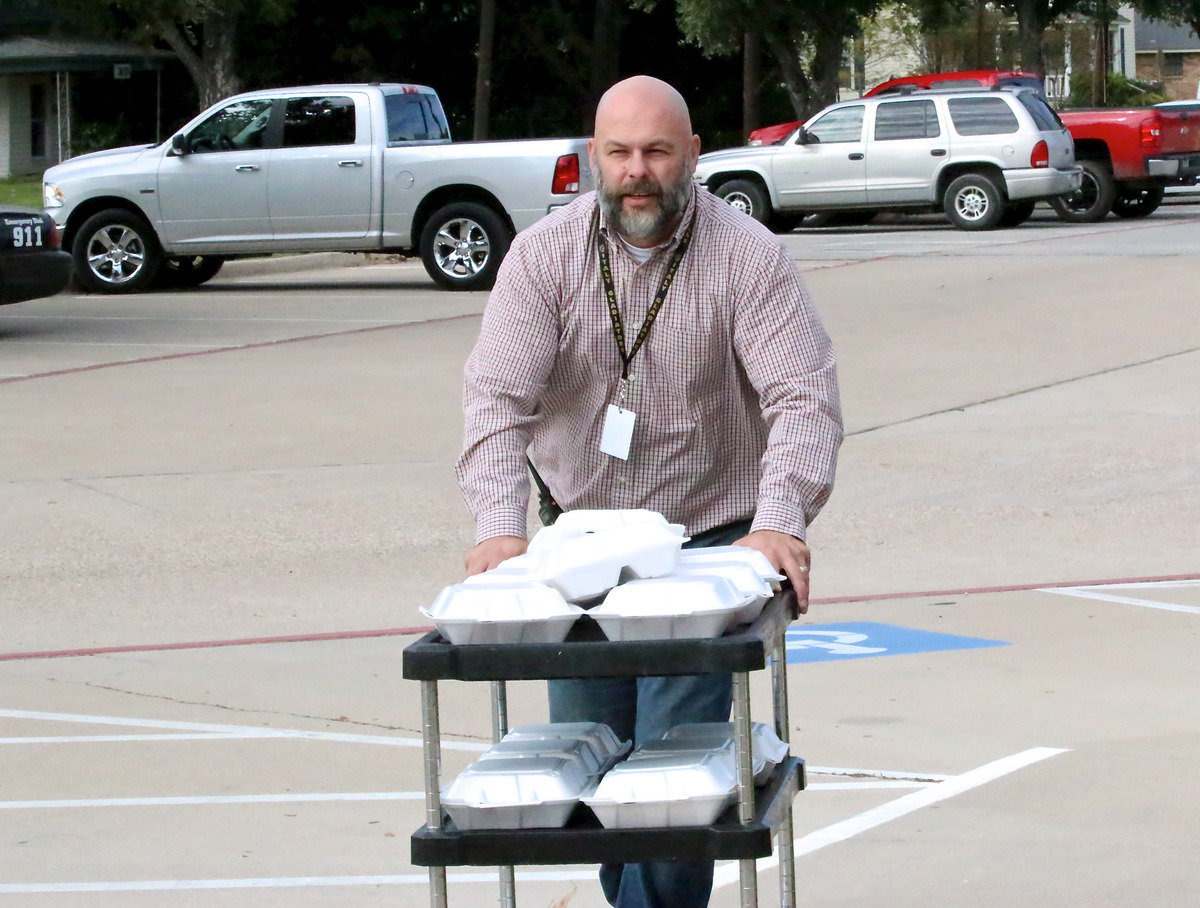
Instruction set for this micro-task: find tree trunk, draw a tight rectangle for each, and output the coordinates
[158,11,242,109]
[742,29,760,139]
[474,0,497,140]
[1013,0,1046,74]
[763,31,811,121]
[810,24,844,111]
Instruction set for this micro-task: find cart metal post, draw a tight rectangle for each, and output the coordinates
[732,670,758,907]
[490,681,517,908]
[771,624,797,908]
[421,680,448,908]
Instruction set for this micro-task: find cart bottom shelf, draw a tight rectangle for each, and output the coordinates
[412,757,804,867]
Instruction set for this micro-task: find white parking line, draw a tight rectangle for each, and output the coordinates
[0,748,1064,893]
[0,780,931,810]
[1038,579,1200,614]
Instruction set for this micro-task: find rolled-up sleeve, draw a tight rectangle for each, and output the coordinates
[732,243,843,540]
[455,237,560,542]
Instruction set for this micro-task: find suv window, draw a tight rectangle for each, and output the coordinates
[929,78,983,89]
[1016,93,1063,131]
[947,97,1019,136]
[282,96,356,148]
[874,99,940,140]
[806,105,864,143]
[187,99,273,154]
[386,93,450,143]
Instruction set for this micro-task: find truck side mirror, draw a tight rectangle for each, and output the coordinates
[171,134,189,156]
[796,128,815,145]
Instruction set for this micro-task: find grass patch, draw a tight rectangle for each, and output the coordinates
[1,175,44,210]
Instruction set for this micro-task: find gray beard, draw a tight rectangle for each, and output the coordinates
[596,170,693,244]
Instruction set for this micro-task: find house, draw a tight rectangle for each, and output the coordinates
[1134,14,1200,99]
[0,36,172,178]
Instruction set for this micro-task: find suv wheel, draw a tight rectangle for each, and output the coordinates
[998,200,1037,228]
[1049,160,1116,223]
[155,255,225,289]
[419,202,511,291]
[714,178,770,224]
[943,172,1004,230]
[72,208,162,293]
[1110,185,1164,219]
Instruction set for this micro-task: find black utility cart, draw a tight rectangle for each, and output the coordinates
[402,590,804,907]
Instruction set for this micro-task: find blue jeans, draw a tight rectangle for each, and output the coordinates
[548,518,753,908]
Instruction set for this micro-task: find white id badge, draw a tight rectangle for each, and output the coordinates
[599,405,637,460]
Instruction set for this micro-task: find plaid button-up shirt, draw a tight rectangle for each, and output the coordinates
[456,186,843,543]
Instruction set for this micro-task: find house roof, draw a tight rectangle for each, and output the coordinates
[0,35,173,74]
[1135,15,1200,52]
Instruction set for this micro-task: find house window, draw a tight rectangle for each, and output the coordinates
[1164,54,1184,76]
[30,83,47,157]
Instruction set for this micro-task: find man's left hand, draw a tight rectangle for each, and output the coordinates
[730,530,811,614]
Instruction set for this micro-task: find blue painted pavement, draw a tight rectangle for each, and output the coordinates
[784,621,1009,664]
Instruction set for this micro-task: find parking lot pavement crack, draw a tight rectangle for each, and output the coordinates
[61,478,157,510]
[848,343,1200,437]
[51,677,489,743]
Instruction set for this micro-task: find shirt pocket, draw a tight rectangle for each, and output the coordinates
[646,286,727,417]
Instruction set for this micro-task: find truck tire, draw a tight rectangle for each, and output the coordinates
[998,200,1037,228]
[1111,185,1164,219]
[713,178,770,224]
[1049,160,1116,223]
[155,255,225,289]
[72,208,162,294]
[943,172,1004,230]
[420,202,511,291]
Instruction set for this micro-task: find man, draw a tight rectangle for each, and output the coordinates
[456,75,842,907]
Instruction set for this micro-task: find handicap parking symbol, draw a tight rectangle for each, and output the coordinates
[784,621,1008,664]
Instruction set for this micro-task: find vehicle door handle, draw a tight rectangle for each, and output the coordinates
[848,153,864,161]
[234,164,259,172]
[338,160,363,168]
[930,149,947,156]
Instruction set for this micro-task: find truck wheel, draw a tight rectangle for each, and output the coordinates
[1049,160,1116,223]
[1110,185,1164,219]
[72,208,162,293]
[998,200,1037,228]
[943,172,1004,230]
[714,178,770,224]
[420,202,511,291]
[155,255,225,289]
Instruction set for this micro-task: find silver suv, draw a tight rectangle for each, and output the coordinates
[695,87,1081,230]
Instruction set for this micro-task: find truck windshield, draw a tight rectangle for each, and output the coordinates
[386,94,451,144]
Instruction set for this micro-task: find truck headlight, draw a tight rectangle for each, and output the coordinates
[43,182,64,208]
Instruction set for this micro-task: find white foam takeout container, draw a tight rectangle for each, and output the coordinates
[478,736,616,777]
[589,576,753,641]
[421,583,584,646]
[669,560,773,627]
[502,722,631,766]
[675,546,786,591]
[662,721,790,785]
[532,509,687,544]
[441,755,595,830]
[526,523,689,603]
[582,750,737,828]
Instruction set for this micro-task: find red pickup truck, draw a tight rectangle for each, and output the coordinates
[747,69,1200,223]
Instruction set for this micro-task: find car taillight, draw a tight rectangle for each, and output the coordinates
[1140,118,1161,148]
[1030,140,1049,168]
[552,154,580,194]
[48,221,62,249]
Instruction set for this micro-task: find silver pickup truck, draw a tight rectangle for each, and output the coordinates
[42,83,592,292]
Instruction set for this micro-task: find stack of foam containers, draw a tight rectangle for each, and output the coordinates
[421,583,584,645]
[524,510,689,603]
[440,722,630,830]
[662,721,790,786]
[582,750,738,829]
[588,575,754,641]
[674,546,786,592]
[668,560,774,627]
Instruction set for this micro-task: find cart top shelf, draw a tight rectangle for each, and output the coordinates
[402,589,797,681]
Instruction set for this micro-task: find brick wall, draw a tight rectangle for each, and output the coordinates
[1136,51,1200,100]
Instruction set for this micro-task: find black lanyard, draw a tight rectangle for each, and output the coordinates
[596,204,698,380]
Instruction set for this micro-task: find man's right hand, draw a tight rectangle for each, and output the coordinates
[464,535,529,577]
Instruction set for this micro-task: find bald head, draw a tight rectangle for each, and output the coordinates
[590,76,700,247]
[595,76,693,140]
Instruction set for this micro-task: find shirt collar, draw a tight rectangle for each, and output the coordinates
[596,183,698,255]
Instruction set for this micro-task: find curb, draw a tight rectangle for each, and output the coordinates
[221,252,410,278]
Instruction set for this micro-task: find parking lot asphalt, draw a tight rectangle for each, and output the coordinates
[1,204,1198,904]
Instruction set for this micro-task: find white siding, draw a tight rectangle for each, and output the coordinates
[0,75,11,178]
[6,73,55,177]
